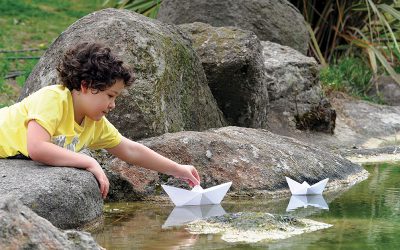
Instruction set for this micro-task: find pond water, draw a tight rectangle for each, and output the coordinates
[91,164,400,249]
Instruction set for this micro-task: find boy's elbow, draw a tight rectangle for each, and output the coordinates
[27,142,44,162]
[27,146,39,161]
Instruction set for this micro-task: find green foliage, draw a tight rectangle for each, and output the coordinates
[291,0,400,85]
[319,57,386,102]
[103,0,162,18]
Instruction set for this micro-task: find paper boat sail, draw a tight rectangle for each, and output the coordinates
[286,195,329,211]
[161,182,232,206]
[162,204,226,228]
[285,177,329,195]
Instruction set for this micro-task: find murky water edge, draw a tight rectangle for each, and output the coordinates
[91,163,400,249]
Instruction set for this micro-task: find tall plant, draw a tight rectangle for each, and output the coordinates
[291,0,400,84]
[103,0,162,18]
[107,0,400,85]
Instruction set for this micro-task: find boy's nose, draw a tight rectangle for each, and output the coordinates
[109,101,116,110]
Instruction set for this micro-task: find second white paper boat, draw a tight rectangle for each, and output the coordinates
[285,177,329,195]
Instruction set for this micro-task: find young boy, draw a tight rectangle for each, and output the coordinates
[0,42,200,199]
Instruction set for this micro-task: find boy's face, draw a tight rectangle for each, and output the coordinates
[81,79,125,121]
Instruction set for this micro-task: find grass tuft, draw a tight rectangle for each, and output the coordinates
[0,0,102,107]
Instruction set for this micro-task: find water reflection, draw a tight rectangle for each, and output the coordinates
[163,204,226,228]
[92,164,400,249]
[286,195,329,212]
[93,203,202,250]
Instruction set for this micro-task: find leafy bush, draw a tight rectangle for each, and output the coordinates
[291,0,400,84]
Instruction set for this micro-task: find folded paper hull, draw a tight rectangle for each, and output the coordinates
[162,182,232,206]
[285,177,329,195]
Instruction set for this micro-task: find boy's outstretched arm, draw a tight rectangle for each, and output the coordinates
[107,137,201,186]
[27,120,109,198]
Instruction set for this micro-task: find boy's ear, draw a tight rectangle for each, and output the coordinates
[80,80,89,93]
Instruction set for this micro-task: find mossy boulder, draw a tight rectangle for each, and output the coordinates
[179,22,269,128]
[21,8,226,140]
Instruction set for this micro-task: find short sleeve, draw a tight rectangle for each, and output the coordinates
[88,117,122,149]
[24,88,63,136]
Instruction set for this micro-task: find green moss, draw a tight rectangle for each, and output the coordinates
[191,212,307,233]
[152,36,199,132]
[188,25,248,59]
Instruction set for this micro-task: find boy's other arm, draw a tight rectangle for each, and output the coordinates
[27,120,109,198]
[106,137,200,186]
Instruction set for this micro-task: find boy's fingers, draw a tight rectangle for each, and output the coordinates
[103,187,107,199]
[189,167,200,186]
[102,181,109,199]
[104,182,109,198]
[192,169,200,183]
[188,179,195,187]
[100,182,105,197]
[190,176,199,186]
[98,179,108,199]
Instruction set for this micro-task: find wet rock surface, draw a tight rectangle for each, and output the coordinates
[187,212,332,243]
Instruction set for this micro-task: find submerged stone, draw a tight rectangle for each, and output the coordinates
[187,212,332,243]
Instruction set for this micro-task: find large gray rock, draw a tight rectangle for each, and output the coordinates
[367,75,400,106]
[0,198,102,249]
[265,92,400,153]
[332,96,400,139]
[104,126,367,200]
[179,22,269,128]
[157,0,309,54]
[20,8,226,140]
[262,41,336,133]
[0,160,103,229]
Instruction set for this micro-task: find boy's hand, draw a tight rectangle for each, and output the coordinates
[86,162,109,199]
[173,164,201,187]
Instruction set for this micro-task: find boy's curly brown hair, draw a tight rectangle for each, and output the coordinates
[57,42,134,92]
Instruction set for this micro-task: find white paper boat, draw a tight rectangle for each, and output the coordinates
[161,182,232,206]
[162,204,226,228]
[286,195,329,211]
[285,177,329,195]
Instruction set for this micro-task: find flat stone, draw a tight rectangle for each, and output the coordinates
[187,212,332,243]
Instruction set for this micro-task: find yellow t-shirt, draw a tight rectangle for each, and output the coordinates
[0,85,122,158]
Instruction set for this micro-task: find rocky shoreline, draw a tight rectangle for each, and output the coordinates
[2,2,400,248]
